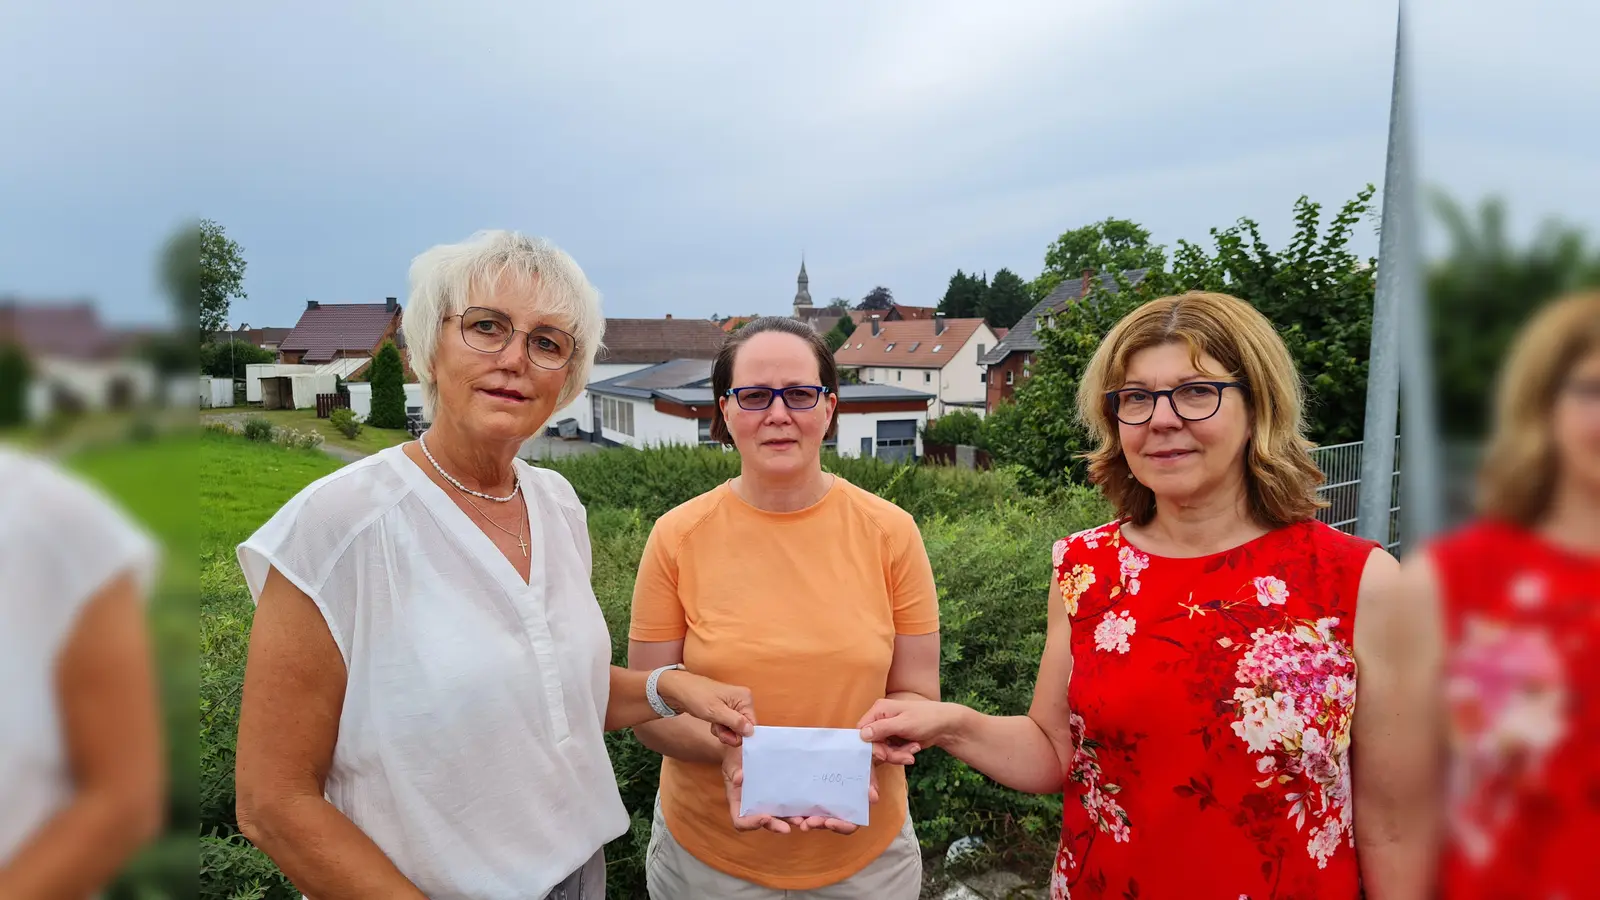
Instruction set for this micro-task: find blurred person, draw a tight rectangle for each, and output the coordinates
[233,231,757,900]
[0,447,165,896]
[628,317,939,900]
[1395,289,1600,899]
[858,292,1438,898]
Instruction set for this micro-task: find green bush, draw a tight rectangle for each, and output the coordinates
[0,341,29,428]
[922,409,984,448]
[241,417,273,442]
[367,341,408,429]
[329,407,360,439]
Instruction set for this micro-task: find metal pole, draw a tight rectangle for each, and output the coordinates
[1390,1,1445,550]
[1356,3,1406,547]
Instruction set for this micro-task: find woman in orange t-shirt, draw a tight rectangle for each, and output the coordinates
[628,316,941,899]
[1399,290,1600,899]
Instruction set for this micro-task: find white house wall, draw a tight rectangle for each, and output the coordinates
[834,408,928,459]
[937,325,997,417]
[346,383,424,422]
[246,364,315,403]
[594,394,698,448]
[567,363,654,434]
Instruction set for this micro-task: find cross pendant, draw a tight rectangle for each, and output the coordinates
[519,536,529,557]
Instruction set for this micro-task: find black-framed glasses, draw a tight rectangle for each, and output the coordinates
[724,385,830,411]
[1106,381,1245,426]
[445,307,576,370]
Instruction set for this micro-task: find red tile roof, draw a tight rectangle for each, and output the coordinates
[0,299,120,360]
[833,317,990,370]
[598,317,728,364]
[280,302,402,364]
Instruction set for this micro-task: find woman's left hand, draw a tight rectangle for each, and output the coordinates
[657,670,757,746]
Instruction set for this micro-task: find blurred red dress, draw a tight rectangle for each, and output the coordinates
[1049,519,1378,899]
[1428,520,1600,900]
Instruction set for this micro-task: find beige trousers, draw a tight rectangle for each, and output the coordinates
[644,801,923,900]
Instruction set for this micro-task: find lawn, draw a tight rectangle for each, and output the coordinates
[211,407,411,456]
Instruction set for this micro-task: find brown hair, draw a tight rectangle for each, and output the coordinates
[1477,289,1600,525]
[1076,291,1327,528]
[709,316,840,445]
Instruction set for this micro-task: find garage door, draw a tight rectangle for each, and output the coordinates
[875,419,917,464]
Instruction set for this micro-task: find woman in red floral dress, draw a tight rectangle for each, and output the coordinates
[860,291,1438,898]
[1392,290,1600,899]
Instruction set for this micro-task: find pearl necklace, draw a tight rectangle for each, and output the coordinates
[418,433,520,503]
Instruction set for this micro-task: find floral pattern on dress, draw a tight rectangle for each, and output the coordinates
[1050,518,1377,900]
[1228,617,1358,868]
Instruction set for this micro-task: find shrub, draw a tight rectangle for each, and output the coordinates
[922,409,984,448]
[241,416,273,442]
[0,341,29,428]
[367,341,408,429]
[199,831,298,899]
[329,407,360,439]
[271,427,324,451]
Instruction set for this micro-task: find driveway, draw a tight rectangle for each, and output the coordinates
[518,433,604,462]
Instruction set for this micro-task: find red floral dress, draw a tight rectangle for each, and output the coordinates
[1049,518,1379,900]
[1428,520,1600,900]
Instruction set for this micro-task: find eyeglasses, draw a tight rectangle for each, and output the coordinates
[724,385,830,411]
[1106,381,1245,426]
[445,307,576,370]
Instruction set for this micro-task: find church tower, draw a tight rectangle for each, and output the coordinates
[792,256,813,317]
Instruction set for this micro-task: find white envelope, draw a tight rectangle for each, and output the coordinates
[738,725,872,827]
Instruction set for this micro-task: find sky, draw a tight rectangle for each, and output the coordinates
[1,1,1595,329]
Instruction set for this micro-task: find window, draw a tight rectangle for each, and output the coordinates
[1005,370,1015,385]
[1026,355,1033,366]
[975,344,984,358]
[932,344,943,353]
[697,417,714,445]
[885,343,895,352]
[600,395,635,436]
[896,370,903,382]
[980,372,988,383]
[924,371,931,384]
[907,342,920,353]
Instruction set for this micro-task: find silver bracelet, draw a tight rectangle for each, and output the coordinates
[646,664,685,718]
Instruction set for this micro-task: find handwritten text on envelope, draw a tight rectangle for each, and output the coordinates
[738,726,872,826]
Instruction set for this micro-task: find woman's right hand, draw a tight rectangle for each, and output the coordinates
[721,744,792,834]
[857,698,970,751]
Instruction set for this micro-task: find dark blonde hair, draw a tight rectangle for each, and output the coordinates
[1477,289,1600,525]
[1076,291,1326,528]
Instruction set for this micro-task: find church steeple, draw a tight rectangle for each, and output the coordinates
[792,255,813,315]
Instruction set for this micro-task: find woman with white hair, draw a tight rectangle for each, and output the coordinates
[233,230,758,900]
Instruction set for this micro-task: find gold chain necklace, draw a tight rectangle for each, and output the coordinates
[459,490,528,558]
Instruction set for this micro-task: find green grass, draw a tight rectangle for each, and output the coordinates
[209,407,411,456]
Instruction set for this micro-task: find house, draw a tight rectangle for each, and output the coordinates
[720,315,758,333]
[980,269,1148,411]
[561,316,728,440]
[584,358,934,462]
[211,325,292,354]
[0,298,158,421]
[832,313,997,418]
[277,297,405,378]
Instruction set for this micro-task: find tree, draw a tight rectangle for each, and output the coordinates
[938,270,988,319]
[0,342,30,427]
[1427,191,1600,438]
[858,286,895,310]
[824,325,847,352]
[828,297,852,311]
[1030,217,1167,302]
[366,341,408,429]
[200,339,275,380]
[196,219,248,337]
[986,187,1380,485]
[979,268,1032,329]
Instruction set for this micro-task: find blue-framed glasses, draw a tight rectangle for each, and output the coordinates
[724,385,830,411]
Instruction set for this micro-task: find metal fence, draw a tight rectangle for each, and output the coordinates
[1309,436,1401,553]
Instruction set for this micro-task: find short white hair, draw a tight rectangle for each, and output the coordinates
[402,230,605,418]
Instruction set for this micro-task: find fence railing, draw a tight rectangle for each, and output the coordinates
[315,392,350,418]
[1309,436,1401,553]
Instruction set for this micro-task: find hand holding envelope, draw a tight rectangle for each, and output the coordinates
[724,726,883,834]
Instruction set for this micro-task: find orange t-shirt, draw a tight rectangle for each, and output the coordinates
[629,476,940,890]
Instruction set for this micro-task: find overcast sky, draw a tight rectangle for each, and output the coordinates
[1,1,1595,329]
